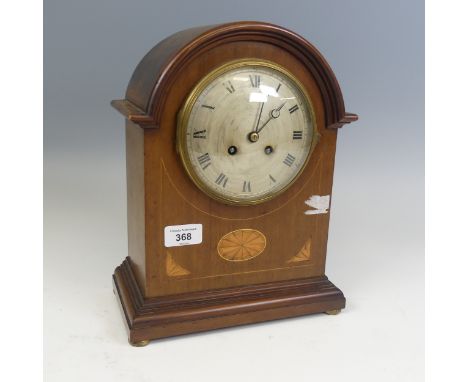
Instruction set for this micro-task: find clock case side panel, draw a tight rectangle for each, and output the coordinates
[124,120,147,292]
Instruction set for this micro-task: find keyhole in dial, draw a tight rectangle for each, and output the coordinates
[228,146,238,155]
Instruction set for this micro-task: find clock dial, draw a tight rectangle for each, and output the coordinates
[178,60,318,205]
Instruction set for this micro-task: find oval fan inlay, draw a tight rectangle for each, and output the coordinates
[217,229,266,261]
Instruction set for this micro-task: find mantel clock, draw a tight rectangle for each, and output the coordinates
[111,21,358,346]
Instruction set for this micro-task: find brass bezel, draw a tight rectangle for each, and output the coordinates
[176,58,319,206]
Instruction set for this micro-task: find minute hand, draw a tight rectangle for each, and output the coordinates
[256,102,287,134]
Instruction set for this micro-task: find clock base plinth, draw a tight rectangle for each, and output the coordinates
[113,257,346,345]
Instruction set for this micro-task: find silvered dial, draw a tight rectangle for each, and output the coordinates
[178,60,317,205]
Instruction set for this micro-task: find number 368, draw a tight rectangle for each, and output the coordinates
[176,233,192,241]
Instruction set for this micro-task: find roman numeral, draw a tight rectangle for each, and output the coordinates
[289,104,299,114]
[283,153,296,167]
[223,81,235,93]
[197,153,211,169]
[276,83,282,92]
[215,173,228,188]
[242,180,251,192]
[201,104,215,110]
[249,74,260,88]
[293,131,303,140]
[193,130,206,139]
[269,174,276,183]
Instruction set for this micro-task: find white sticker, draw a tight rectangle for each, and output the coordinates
[304,195,330,215]
[164,224,202,247]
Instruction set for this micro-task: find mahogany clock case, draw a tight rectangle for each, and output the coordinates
[112,21,357,345]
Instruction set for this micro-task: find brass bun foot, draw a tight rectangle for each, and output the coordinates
[325,309,341,315]
[130,339,150,347]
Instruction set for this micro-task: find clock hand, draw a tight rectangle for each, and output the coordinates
[247,100,266,142]
[254,101,265,133]
[256,102,286,134]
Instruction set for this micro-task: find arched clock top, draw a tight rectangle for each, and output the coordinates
[111,21,357,129]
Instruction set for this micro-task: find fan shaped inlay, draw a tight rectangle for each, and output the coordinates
[217,229,266,261]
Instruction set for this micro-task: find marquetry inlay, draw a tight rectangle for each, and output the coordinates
[217,229,266,261]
